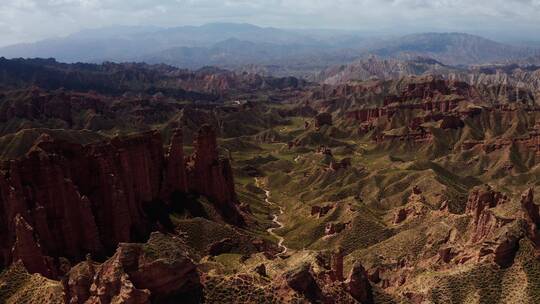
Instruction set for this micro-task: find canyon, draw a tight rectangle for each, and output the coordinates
[1,58,540,303]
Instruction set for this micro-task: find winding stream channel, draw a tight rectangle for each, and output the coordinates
[255,178,288,256]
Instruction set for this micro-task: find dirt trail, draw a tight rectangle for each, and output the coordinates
[255,178,288,255]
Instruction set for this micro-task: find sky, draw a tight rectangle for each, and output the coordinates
[1,0,540,47]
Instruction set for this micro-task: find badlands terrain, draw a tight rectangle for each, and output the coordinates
[1,56,540,304]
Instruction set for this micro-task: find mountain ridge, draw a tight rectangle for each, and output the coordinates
[1,23,538,77]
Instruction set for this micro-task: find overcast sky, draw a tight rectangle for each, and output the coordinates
[1,0,540,46]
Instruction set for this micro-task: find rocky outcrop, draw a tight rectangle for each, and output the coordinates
[0,173,28,268]
[393,208,410,225]
[325,222,349,235]
[475,227,522,268]
[328,77,539,154]
[11,214,53,278]
[345,108,383,123]
[440,116,464,129]
[461,187,521,267]
[330,158,352,171]
[471,211,505,244]
[76,233,199,304]
[493,233,521,268]
[393,187,428,225]
[254,263,267,277]
[162,129,188,200]
[2,132,162,261]
[63,256,96,304]
[522,188,540,228]
[438,247,458,263]
[459,128,540,156]
[317,145,333,157]
[466,186,507,226]
[466,187,512,244]
[285,263,324,303]
[311,205,334,218]
[521,188,540,249]
[346,261,373,304]
[341,78,480,122]
[0,126,242,277]
[314,112,333,128]
[396,78,479,104]
[188,124,244,226]
[377,128,434,144]
[330,248,344,282]
[207,238,240,256]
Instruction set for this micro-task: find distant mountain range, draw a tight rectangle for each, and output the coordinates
[367,32,539,66]
[1,23,539,77]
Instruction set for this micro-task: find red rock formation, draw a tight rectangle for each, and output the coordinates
[0,127,242,277]
[522,188,540,227]
[343,77,480,124]
[254,263,267,277]
[207,238,239,256]
[398,78,480,104]
[367,267,381,284]
[330,248,344,282]
[0,171,28,266]
[393,208,410,225]
[393,189,428,225]
[190,125,224,200]
[461,187,519,266]
[63,256,96,304]
[0,133,159,272]
[472,130,540,156]
[82,233,199,304]
[346,108,384,123]
[11,214,53,278]
[466,187,511,244]
[311,205,334,218]
[521,188,540,249]
[470,210,503,244]
[346,261,373,304]
[325,222,350,235]
[462,140,483,150]
[438,247,458,263]
[188,125,243,225]
[380,128,434,144]
[284,263,325,303]
[330,158,352,171]
[317,145,333,156]
[466,186,507,226]
[493,233,521,267]
[440,116,464,129]
[87,263,151,304]
[340,91,540,155]
[314,112,333,128]
[162,129,188,199]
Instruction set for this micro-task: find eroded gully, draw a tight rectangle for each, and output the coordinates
[255,178,288,256]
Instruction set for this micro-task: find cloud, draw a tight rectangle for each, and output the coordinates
[1,0,539,46]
